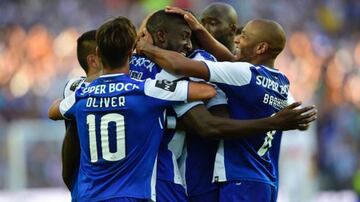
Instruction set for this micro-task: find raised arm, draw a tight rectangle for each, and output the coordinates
[179,102,317,139]
[165,6,237,62]
[137,37,210,80]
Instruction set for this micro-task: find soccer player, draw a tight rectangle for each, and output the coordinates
[135,10,316,202]
[137,13,316,201]
[200,2,238,53]
[61,30,102,201]
[48,16,216,202]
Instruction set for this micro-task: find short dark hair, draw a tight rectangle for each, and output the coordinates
[77,30,97,73]
[96,16,136,69]
[146,10,187,37]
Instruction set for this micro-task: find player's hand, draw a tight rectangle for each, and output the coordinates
[165,6,203,31]
[272,102,317,131]
[136,28,153,54]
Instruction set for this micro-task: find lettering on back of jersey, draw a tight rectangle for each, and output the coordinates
[155,80,177,92]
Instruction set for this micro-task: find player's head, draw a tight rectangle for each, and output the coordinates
[200,2,238,52]
[96,16,137,70]
[146,9,192,56]
[234,26,243,56]
[138,12,155,39]
[236,19,286,64]
[77,30,101,75]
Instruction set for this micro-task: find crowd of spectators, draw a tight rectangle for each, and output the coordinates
[0,0,359,193]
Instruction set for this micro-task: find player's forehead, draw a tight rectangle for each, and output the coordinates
[242,21,259,35]
[167,23,191,34]
[201,13,227,24]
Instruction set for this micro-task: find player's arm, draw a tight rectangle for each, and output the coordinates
[179,102,317,139]
[187,81,216,101]
[145,79,216,102]
[48,93,76,120]
[48,98,63,120]
[165,6,237,62]
[62,122,80,191]
[137,39,210,80]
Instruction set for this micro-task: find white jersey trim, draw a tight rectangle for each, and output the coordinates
[144,79,189,101]
[213,140,227,182]
[167,131,186,185]
[203,61,253,87]
[150,155,157,201]
[59,92,76,119]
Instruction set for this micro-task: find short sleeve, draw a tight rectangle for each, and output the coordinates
[206,85,228,108]
[203,61,253,86]
[59,92,77,119]
[173,101,203,117]
[63,77,86,98]
[144,79,189,101]
[155,69,203,117]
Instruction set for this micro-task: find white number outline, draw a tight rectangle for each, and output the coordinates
[257,130,276,157]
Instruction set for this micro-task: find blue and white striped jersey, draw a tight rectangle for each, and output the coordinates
[202,60,291,188]
[59,73,189,202]
[179,49,228,197]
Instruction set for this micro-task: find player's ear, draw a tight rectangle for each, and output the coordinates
[156,30,166,43]
[96,46,100,57]
[87,54,97,69]
[255,42,269,54]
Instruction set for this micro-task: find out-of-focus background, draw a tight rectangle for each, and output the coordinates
[0,0,359,201]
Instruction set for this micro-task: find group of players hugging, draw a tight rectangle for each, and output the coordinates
[48,3,317,202]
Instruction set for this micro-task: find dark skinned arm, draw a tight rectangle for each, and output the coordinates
[178,102,317,139]
[62,122,80,190]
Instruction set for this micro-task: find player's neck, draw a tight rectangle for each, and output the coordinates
[102,63,129,75]
[251,58,275,69]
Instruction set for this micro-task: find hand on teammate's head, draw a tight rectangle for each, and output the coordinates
[165,6,203,31]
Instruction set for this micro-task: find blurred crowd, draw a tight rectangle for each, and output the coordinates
[0,0,360,193]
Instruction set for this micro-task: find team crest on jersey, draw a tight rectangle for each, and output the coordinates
[155,80,177,92]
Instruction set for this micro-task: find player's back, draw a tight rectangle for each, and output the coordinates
[204,61,290,186]
[62,73,187,202]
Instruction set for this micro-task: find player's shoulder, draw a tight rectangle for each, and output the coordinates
[257,65,289,81]
[63,76,86,98]
[188,49,217,62]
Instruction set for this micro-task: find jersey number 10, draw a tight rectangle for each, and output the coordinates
[87,113,126,163]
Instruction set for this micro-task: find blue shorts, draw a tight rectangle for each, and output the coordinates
[188,189,219,202]
[219,181,277,202]
[156,179,187,202]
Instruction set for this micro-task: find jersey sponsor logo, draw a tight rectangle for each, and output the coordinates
[155,80,177,92]
[81,83,140,95]
[255,75,289,95]
[70,79,84,91]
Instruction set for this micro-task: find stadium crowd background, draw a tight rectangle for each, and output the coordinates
[0,0,359,201]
